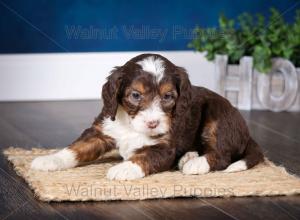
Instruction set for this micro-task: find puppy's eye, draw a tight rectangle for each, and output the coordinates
[131,91,141,101]
[162,92,173,101]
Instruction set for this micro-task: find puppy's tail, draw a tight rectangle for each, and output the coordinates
[223,137,264,173]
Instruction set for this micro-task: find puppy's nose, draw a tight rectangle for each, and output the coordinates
[147,120,160,129]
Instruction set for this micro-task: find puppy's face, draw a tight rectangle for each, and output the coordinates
[102,54,191,137]
[121,73,178,137]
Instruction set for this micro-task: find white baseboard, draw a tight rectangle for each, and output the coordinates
[0,51,215,101]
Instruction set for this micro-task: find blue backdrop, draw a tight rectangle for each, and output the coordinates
[0,0,299,53]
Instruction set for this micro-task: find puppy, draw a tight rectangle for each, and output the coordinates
[31,53,264,180]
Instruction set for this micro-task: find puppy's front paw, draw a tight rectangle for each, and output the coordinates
[31,148,77,171]
[182,156,210,175]
[178,151,199,170]
[107,161,145,180]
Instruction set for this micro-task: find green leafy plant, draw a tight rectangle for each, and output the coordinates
[189,8,300,73]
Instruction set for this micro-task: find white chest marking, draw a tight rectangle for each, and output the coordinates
[102,110,157,160]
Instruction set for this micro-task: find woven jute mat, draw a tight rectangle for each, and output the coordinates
[3,147,300,202]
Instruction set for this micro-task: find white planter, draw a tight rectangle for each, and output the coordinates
[215,55,300,112]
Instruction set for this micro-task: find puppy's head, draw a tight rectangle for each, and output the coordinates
[102,54,192,137]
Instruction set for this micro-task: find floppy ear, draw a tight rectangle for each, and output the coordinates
[101,67,124,121]
[174,66,192,117]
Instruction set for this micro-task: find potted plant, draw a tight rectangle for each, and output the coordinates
[189,8,300,112]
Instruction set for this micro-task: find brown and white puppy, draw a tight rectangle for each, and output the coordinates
[31,53,264,180]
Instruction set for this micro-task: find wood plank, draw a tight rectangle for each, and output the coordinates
[270,196,300,219]
[246,119,300,175]
[51,201,156,220]
[0,120,35,149]
[0,101,100,147]
[123,198,236,220]
[201,197,299,220]
[241,110,300,143]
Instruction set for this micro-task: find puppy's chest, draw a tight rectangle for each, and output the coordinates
[102,118,157,160]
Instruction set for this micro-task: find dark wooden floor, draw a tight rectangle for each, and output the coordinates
[0,100,299,220]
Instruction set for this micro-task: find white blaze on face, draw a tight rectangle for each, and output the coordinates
[137,56,165,82]
[130,98,169,136]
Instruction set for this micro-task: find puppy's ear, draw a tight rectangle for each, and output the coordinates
[101,67,124,121]
[174,66,192,117]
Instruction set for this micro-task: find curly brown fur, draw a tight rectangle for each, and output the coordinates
[31,53,264,179]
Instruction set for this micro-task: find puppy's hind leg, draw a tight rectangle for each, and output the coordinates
[180,153,210,175]
[180,151,229,175]
[224,137,264,173]
[179,119,231,175]
[178,151,199,171]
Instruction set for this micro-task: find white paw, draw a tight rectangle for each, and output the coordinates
[178,151,199,170]
[182,156,210,175]
[223,160,247,173]
[30,148,77,171]
[107,161,145,180]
